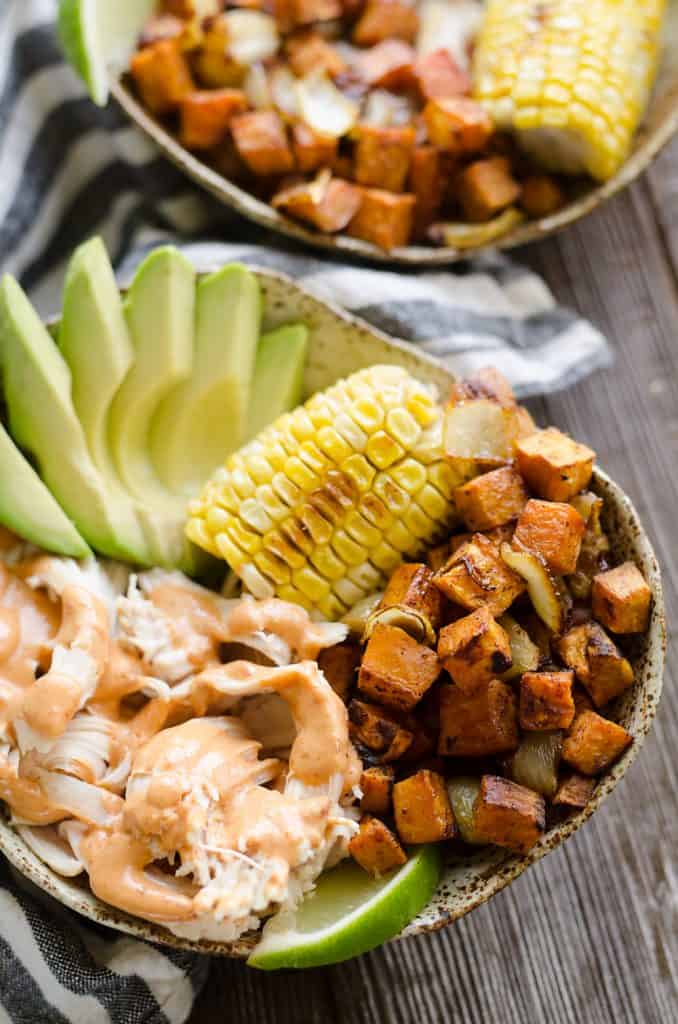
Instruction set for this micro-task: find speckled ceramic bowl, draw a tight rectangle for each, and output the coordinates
[110,2,678,265]
[0,270,666,956]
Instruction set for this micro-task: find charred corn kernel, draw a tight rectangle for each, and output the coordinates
[188,366,455,618]
[427,462,460,500]
[293,567,331,602]
[472,0,666,181]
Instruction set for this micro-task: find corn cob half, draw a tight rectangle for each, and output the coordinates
[472,0,666,182]
[187,365,462,620]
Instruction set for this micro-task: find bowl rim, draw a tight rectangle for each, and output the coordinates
[0,267,666,957]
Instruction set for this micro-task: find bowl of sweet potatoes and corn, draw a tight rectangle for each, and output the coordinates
[114,0,678,261]
[188,351,664,916]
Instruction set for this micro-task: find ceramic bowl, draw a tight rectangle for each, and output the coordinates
[0,269,666,955]
[110,2,678,265]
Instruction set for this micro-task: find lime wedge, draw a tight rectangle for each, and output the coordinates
[58,0,156,106]
[248,846,442,970]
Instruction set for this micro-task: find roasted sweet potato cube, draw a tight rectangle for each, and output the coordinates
[474,775,545,854]
[273,176,363,232]
[520,175,565,219]
[555,622,634,709]
[359,623,440,711]
[347,188,415,249]
[456,157,522,222]
[592,563,651,634]
[555,622,593,682]
[359,40,415,89]
[553,772,595,809]
[294,0,343,23]
[230,111,294,175]
[178,89,247,149]
[376,563,443,641]
[292,122,338,173]
[434,533,525,617]
[287,29,346,77]
[349,815,407,876]
[352,0,419,46]
[130,39,194,115]
[192,17,246,88]
[415,48,470,101]
[348,699,413,760]
[454,467,528,532]
[513,499,586,575]
[354,125,416,193]
[438,679,519,757]
[409,145,443,237]
[161,0,195,16]
[427,540,450,572]
[360,765,395,815]
[562,710,632,775]
[516,428,595,502]
[520,671,575,731]
[318,640,361,700]
[438,607,512,694]
[424,97,493,155]
[393,770,455,844]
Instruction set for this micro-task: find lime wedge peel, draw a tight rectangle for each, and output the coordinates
[248,845,442,970]
[58,0,156,106]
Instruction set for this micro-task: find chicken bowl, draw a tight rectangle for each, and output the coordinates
[0,268,665,957]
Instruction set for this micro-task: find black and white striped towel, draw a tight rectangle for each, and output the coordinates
[0,2,613,1022]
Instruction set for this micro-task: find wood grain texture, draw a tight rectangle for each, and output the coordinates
[190,137,678,1024]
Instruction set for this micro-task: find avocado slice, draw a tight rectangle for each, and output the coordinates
[0,275,149,563]
[109,246,196,505]
[150,264,261,497]
[0,423,90,558]
[245,323,309,442]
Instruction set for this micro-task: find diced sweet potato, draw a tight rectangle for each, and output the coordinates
[272,175,363,232]
[360,765,395,815]
[438,607,512,694]
[359,40,415,89]
[347,188,415,249]
[192,17,245,88]
[555,622,634,709]
[424,97,493,155]
[409,145,443,237]
[520,175,565,219]
[354,125,416,193]
[393,769,455,844]
[592,563,651,634]
[515,428,595,502]
[427,540,450,572]
[433,533,525,617]
[178,89,247,149]
[454,467,528,532]
[373,563,443,643]
[286,29,346,77]
[130,39,194,115]
[348,698,413,760]
[230,110,294,175]
[553,772,595,809]
[161,0,195,16]
[438,679,519,757]
[352,0,419,46]
[291,122,338,173]
[415,48,470,101]
[562,710,632,775]
[349,815,407,876]
[520,670,575,731]
[456,157,522,222]
[294,0,343,24]
[474,774,545,854]
[358,623,440,711]
[317,640,361,700]
[513,499,586,575]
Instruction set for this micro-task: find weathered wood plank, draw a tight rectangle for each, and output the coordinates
[190,160,678,1024]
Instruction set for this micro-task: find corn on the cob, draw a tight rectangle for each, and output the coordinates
[472,0,666,182]
[187,366,461,619]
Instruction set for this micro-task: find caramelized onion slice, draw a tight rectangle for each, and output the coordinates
[429,208,525,250]
[510,730,562,798]
[498,613,540,682]
[296,71,359,138]
[500,543,567,633]
[341,592,383,638]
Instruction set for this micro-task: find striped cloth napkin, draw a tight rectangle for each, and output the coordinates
[0,3,612,1023]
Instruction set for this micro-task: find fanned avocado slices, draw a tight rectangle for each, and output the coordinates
[245,324,309,442]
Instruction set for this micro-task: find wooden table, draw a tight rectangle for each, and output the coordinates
[190,138,678,1024]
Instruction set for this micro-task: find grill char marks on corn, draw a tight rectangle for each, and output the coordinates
[187,365,460,619]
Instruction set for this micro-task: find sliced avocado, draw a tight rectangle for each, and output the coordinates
[245,323,309,442]
[150,264,261,497]
[109,247,196,504]
[0,275,148,563]
[0,423,90,557]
